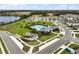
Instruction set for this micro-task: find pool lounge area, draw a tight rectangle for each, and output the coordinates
[30,25,50,32]
[30,25,57,33]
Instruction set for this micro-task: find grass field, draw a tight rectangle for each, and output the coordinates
[69,43,79,49]
[2,20,32,35]
[2,20,53,36]
[39,33,57,42]
[1,19,59,45]
[24,40,40,45]
[75,34,79,38]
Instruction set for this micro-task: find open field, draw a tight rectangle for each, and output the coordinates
[0,19,59,45]
[1,20,54,35]
[1,20,31,35]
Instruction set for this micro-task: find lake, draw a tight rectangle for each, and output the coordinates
[0,16,20,23]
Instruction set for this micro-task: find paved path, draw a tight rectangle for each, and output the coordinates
[0,41,5,54]
[36,20,79,54]
[0,32,24,54]
[36,39,67,54]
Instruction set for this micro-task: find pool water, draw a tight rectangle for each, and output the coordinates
[30,25,49,31]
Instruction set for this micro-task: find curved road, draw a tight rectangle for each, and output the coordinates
[0,20,79,54]
[36,20,79,54]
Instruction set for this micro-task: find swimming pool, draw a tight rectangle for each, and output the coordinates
[30,25,50,32]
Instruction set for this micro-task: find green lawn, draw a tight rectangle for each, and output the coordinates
[0,41,2,54]
[32,46,39,53]
[69,43,79,49]
[22,44,30,52]
[33,21,54,26]
[61,50,70,54]
[0,48,2,54]
[1,19,59,45]
[39,33,57,42]
[61,43,79,54]
[2,20,54,36]
[75,34,79,38]
[54,48,62,54]
[2,20,32,35]
[24,40,40,45]
[65,42,71,46]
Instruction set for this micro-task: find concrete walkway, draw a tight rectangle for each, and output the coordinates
[54,22,65,36]
[15,34,31,47]
[39,38,60,50]
[0,41,5,54]
[35,39,42,43]
[57,45,67,54]
[57,42,73,54]
[9,36,24,49]
[27,46,34,54]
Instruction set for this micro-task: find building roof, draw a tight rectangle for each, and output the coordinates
[24,32,38,41]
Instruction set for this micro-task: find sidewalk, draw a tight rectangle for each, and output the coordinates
[39,38,60,50]
[0,41,5,54]
[15,34,31,47]
[9,36,24,49]
[57,42,73,54]
[27,46,34,54]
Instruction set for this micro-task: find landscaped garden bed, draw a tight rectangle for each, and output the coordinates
[61,50,70,54]
[22,43,30,53]
[69,43,79,49]
[23,40,40,45]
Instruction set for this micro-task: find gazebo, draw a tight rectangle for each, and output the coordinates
[23,32,38,41]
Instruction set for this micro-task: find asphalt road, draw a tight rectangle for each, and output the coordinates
[0,20,79,54]
[0,32,24,54]
[36,39,68,54]
[36,20,79,54]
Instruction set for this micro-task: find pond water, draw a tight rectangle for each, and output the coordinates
[0,16,20,23]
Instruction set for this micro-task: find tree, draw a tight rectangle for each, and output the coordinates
[20,25,22,28]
